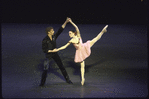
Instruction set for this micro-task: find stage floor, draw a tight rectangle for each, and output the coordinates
[2,23,148,98]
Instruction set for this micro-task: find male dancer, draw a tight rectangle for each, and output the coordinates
[39,17,72,86]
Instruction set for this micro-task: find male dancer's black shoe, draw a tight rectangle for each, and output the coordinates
[61,70,73,84]
[66,79,73,84]
[39,70,48,86]
[39,83,44,87]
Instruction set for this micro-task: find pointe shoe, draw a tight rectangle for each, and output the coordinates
[102,25,108,33]
[81,78,85,85]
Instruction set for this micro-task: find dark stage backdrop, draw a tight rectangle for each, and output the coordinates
[1,0,148,24]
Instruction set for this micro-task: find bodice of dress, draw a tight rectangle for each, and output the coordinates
[73,38,83,50]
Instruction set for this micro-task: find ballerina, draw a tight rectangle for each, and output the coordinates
[49,18,108,85]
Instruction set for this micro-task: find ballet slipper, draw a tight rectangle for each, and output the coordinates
[81,78,85,85]
[102,25,108,33]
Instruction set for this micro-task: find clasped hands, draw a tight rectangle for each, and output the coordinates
[66,17,72,23]
[48,48,59,53]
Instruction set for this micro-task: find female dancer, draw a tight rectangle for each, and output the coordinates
[49,18,108,85]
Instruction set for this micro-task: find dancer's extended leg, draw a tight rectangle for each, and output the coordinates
[80,61,85,85]
[90,25,108,47]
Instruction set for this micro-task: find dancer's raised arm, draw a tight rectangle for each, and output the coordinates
[69,18,81,38]
[62,17,69,28]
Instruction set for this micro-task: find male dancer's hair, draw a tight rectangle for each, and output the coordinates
[46,27,53,35]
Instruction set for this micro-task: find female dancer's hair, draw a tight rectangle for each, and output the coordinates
[70,30,81,38]
[70,30,77,35]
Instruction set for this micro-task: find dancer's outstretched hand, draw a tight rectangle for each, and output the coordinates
[48,50,52,52]
[52,48,58,52]
[48,48,58,53]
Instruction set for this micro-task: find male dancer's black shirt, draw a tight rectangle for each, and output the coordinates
[42,27,64,58]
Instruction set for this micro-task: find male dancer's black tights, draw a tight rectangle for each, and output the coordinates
[40,53,71,86]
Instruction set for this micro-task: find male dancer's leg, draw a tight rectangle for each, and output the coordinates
[39,58,49,86]
[52,53,73,84]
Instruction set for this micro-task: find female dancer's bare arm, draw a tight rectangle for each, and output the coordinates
[69,19,81,38]
[57,42,71,51]
[48,38,77,52]
[48,42,71,52]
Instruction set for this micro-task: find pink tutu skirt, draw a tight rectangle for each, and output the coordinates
[73,40,91,63]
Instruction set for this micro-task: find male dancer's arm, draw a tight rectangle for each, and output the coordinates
[55,17,69,39]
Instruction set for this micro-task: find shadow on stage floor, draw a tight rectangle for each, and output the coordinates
[2,23,148,98]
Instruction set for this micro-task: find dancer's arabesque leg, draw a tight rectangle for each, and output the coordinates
[90,25,108,47]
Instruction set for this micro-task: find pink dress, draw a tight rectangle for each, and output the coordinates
[73,38,91,63]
